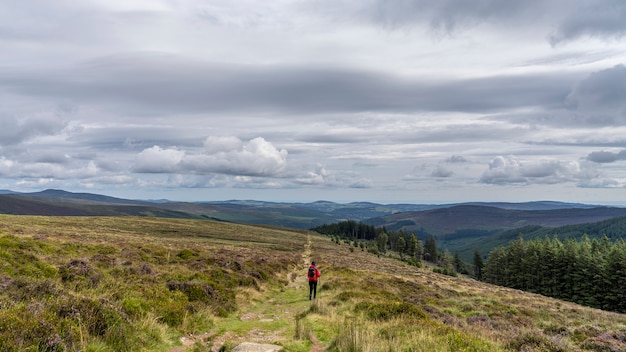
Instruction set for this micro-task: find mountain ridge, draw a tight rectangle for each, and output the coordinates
[3,189,626,255]
[1,189,620,228]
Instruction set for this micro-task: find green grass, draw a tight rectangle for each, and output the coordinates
[1,214,626,351]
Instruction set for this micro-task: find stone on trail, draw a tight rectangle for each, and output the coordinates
[231,342,283,352]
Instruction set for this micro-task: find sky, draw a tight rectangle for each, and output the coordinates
[1,0,626,204]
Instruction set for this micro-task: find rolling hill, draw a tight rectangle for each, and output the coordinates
[3,189,626,263]
[1,189,622,230]
[1,214,625,351]
[364,204,626,236]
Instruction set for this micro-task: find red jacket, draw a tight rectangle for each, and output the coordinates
[308,265,321,282]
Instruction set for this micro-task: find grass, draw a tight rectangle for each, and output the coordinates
[1,214,626,351]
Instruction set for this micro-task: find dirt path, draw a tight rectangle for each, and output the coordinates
[170,234,325,351]
[301,235,325,352]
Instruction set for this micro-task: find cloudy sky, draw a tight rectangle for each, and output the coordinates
[2,0,626,204]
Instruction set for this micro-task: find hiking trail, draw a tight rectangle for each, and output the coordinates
[171,234,325,351]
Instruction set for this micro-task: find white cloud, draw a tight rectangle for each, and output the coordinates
[579,177,626,188]
[479,155,596,185]
[132,146,186,173]
[182,137,288,177]
[204,136,243,153]
[296,164,332,185]
[132,137,288,177]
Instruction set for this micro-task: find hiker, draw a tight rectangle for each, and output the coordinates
[308,261,321,300]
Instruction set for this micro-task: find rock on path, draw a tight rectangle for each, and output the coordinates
[231,342,283,352]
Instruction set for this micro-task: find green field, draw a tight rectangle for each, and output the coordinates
[0,215,625,351]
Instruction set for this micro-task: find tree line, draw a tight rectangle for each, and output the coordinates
[483,235,626,313]
[311,221,467,274]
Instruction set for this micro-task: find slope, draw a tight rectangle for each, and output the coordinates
[0,215,625,351]
[367,204,626,235]
[444,215,626,262]
[0,194,205,218]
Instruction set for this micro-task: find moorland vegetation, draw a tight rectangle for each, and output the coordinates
[0,215,625,351]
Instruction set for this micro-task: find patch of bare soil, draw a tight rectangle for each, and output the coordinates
[169,332,212,352]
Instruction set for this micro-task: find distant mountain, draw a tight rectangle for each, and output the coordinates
[0,192,201,218]
[2,189,625,243]
[22,189,146,205]
[454,201,599,210]
[364,204,626,235]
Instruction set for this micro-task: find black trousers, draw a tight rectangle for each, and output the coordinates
[309,280,318,299]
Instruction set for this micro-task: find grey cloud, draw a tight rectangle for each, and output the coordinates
[300,122,533,148]
[446,155,467,163]
[299,133,373,144]
[365,0,544,32]
[0,115,68,146]
[34,153,71,164]
[412,124,533,143]
[432,165,454,178]
[586,149,626,163]
[0,55,577,116]
[492,65,626,128]
[67,123,205,152]
[349,179,373,188]
[550,1,626,44]
[316,0,626,44]
[566,65,626,125]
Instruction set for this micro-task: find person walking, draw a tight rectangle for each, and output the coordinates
[307,261,321,300]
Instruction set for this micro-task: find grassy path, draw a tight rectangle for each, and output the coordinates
[197,234,324,351]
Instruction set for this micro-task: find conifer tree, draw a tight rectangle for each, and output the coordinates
[407,233,418,258]
[453,252,465,273]
[483,236,626,313]
[415,235,424,261]
[605,241,626,312]
[377,232,388,254]
[424,235,438,263]
[473,250,484,281]
[395,236,406,255]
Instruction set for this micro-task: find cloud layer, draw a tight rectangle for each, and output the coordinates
[1,0,626,203]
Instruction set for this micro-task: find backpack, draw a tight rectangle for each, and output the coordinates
[308,267,316,279]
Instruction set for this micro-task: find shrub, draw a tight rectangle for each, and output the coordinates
[354,301,427,321]
[59,259,102,289]
[166,281,236,317]
[0,306,65,352]
[506,333,569,352]
[154,291,189,327]
[1,277,61,302]
[176,249,197,260]
[433,267,457,277]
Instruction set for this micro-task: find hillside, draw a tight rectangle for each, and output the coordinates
[3,189,626,235]
[0,194,203,219]
[442,215,626,262]
[366,205,626,236]
[1,215,625,351]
